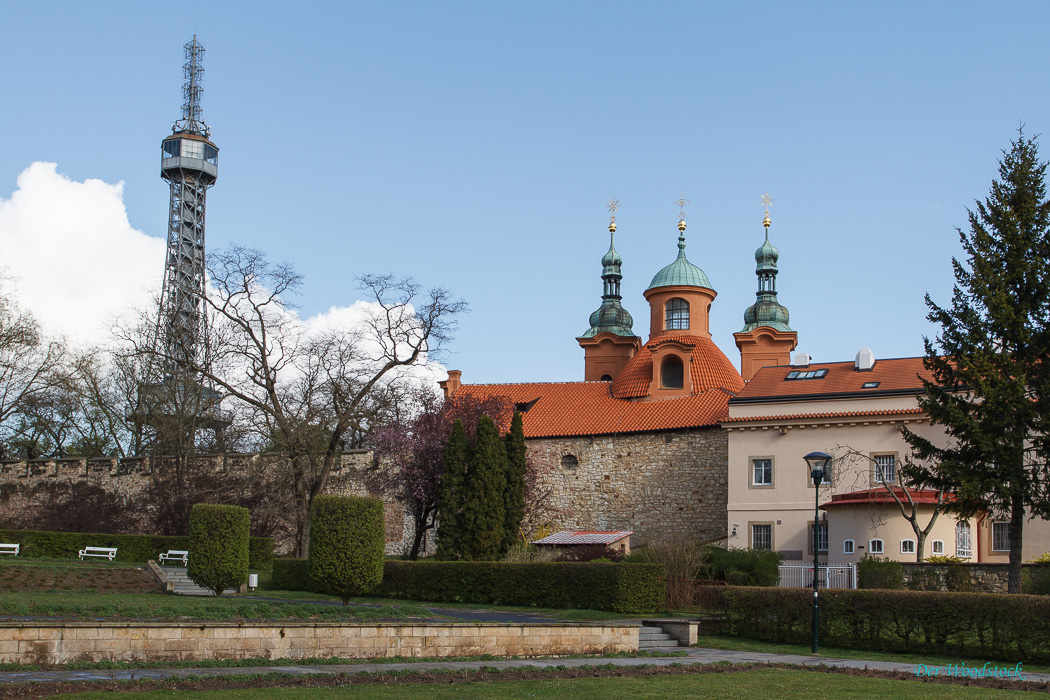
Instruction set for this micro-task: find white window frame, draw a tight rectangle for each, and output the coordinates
[869,539,884,554]
[992,522,1010,552]
[843,539,855,555]
[750,457,773,487]
[956,522,973,558]
[808,522,829,553]
[900,539,916,555]
[872,453,897,484]
[931,540,944,555]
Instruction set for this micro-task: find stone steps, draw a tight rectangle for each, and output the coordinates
[156,566,239,597]
[638,625,680,649]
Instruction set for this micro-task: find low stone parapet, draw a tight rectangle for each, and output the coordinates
[0,622,639,665]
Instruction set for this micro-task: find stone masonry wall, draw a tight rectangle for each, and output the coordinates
[527,426,729,546]
[0,622,638,664]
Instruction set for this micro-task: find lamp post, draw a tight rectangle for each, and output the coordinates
[804,450,832,655]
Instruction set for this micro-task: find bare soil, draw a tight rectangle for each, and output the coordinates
[0,566,157,594]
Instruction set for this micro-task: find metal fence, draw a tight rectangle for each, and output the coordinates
[777,564,857,589]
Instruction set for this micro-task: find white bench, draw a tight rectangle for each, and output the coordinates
[0,543,19,556]
[158,549,188,565]
[79,546,117,561]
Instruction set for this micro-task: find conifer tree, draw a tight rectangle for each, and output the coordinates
[902,130,1050,593]
[435,419,468,560]
[502,411,527,552]
[460,415,507,560]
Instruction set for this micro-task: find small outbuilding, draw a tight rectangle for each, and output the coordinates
[532,530,633,555]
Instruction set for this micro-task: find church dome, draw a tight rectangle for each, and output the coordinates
[610,333,744,398]
[742,296,791,332]
[755,237,779,271]
[647,227,713,291]
[582,301,635,338]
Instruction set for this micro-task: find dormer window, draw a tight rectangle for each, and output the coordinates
[665,298,689,330]
[661,356,684,388]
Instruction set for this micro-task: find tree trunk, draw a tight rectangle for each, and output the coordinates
[1008,491,1025,594]
[916,532,926,562]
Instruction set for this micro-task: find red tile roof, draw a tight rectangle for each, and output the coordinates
[532,530,633,545]
[733,357,935,402]
[453,381,732,438]
[821,487,946,509]
[723,407,926,423]
[611,333,744,399]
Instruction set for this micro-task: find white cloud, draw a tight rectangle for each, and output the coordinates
[0,162,163,347]
[0,162,446,387]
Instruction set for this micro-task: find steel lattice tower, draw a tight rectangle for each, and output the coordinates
[157,36,218,369]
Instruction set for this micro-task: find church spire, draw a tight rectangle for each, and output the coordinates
[741,194,791,332]
[581,200,635,338]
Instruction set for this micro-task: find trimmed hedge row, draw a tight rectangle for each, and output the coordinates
[270,559,663,614]
[701,585,1050,663]
[0,528,273,570]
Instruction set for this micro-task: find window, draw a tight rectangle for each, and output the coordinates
[862,381,880,389]
[956,522,973,558]
[843,539,855,555]
[751,524,772,551]
[932,540,944,555]
[162,139,180,159]
[560,455,578,470]
[751,458,772,486]
[203,143,219,165]
[665,298,689,330]
[809,522,828,553]
[992,522,1010,552]
[785,369,828,380]
[901,539,916,554]
[873,454,896,484]
[661,356,684,388]
[599,374,613,382]
[869,539,884,554]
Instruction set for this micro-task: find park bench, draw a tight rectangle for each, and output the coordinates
[79,546,117,561]
[0,543,19,556]
[158,549,189,566]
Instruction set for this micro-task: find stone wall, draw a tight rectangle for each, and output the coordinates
[0,451,418,556]
[0,622,638,664]
[901,562,1045,593]
[527,426,728,546]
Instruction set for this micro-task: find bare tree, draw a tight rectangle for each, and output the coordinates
[835,445,949,562]
[131,246,466,556]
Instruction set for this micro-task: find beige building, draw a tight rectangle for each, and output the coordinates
[725,350,1050,563]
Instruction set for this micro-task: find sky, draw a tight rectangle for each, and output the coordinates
[1,2,1048,385]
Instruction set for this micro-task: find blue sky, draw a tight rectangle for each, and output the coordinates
[1,2,1047,384]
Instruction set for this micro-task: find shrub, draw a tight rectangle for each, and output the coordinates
[944,565,973,592]
[309,495,385,605]
[638,537,708,580]
[271,558,322,593]
[187,504,250,596]
[0,528,272,568]
[501,543,555,563]
[1026,566,1050,595]
[857,555,904,589]
[703,547,782,586]
[376,561,664,614]
[926,555,964,564]
[551,544,624,562]
[699,585,1050,663]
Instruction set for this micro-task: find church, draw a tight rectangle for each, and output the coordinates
[440,204,796,547]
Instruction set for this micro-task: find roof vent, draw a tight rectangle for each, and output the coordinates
[855,347,875,371]
[792,352,811,368]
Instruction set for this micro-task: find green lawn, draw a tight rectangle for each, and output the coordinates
[695,635,1050,675]
[51,667,1038,699]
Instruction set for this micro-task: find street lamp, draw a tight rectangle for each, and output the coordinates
[804,450,832,655]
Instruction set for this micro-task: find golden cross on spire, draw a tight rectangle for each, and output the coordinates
[760,192,775,229]
[674,194,690,221]
[606,198,621,223]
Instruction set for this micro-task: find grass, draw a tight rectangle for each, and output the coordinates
[0,590,430,622]
[694,634,1050,674]
[50,667,1039,699]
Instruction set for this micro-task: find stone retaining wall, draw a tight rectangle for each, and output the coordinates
[901,562,1045,593]
[0,622,638,665]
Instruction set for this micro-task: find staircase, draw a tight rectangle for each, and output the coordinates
[638,625,681,650]
[156,566,239,597]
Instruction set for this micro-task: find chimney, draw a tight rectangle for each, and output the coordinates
[855,347,875,371]
[792,352,811,368]
[439,370,462,398]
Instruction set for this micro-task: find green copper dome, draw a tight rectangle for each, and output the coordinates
[647,229,713,291]
[741,226,792,332]
[581,223,637,339]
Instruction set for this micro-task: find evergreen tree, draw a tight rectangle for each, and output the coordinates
[460,415,507,560]
[435,419,468,560]
[502,411,527,552]
[902,131,1050,593]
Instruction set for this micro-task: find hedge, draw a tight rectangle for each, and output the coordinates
[700,585,1050,663]
[704,547,782,586]
[267,559,662,614]
[309,495,385,605]
[0,528,273,570]
[187,504,250,596]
